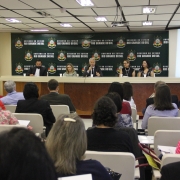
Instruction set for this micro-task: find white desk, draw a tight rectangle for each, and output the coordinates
[138,135,154,145]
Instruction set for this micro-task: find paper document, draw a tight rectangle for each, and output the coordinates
[158,145,176,154]
[58,174,92,180]
[18,120,30,126]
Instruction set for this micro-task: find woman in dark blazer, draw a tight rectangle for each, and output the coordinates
[15,82,55,136]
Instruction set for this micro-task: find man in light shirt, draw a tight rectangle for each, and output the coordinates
[27,60,47,76]
[0,81,24,105]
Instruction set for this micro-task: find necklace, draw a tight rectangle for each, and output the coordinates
[125,68,130,76]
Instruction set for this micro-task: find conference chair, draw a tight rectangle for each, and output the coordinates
[147,117,180,136]
[50,105,70,120]
[85,151,136,180]
[154,130,180,156]
[0,124,26,133]
[13,113,44,134]
[131,107,139,130]
[153,154,180,180]
[5,105,16,113]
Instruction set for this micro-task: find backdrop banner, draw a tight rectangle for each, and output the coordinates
[11,32,168,76]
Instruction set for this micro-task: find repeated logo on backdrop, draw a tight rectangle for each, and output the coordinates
[58,50,66,61]
[48,37,56,49]
[117,37,126,48]
[153,36,162,48]
[82,39,90,48]
[127,50,136,61]
[15,63,23,74]
[24,50,33,61]
[15,38,23,49]
[153,62,162,74]
[48,63,56,74]
[92,50,100,61]
[116,63,123,74]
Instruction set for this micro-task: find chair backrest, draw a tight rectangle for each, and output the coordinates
[13,113,43,134]
[50,105,70,120]
[154,130,180,156]
[131,107,137,123]
[0,125,26,133]
[162,154,180,167]
[148,117,180,136]
[5,105,17,113]
[85,151,135,180]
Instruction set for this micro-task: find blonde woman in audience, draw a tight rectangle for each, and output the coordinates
[142,84,178,129]
[63,63,77,77]
[46,114,112,180]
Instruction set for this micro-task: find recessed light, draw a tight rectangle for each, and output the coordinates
[143,7,156,14]
[30,29,49,32]
[6,18,21,23]
[95,17,107,22]
[60,23,72,27]
[76,0,94,6]
[142,21,153,26]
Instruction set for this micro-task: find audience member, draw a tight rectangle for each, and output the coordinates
[40,79,76,112]
[27,59,47,76]
[0,101,5,110]
[137,60,154,77]
[108,82,131,115]
[15,82,55,135]
[63,63,77,77]
[46,114,112,180]
[142,84,178,129]
[120,60,135,77]
[83,57,103,77]
[87,96,134,153]
[0,80,24,105]
[123,82,136,109]
[0,109,18,125]
[105,92,133,128]
[0,128,57,180]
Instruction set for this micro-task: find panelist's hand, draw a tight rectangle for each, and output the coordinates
[30,74,34,76]
[88,66,92,71]
[96,72,100,77]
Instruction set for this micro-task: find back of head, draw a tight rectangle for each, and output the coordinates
[108,82,124,99]
[4,81,16,93]
[123,82,133,101]
[0,128,56,180]
[23,82,39,99]
[48,79,58,90]
[154,81,166,90]
[154,84,174,110]
[105,92,122,112]
[92,96,117,127]
[46,114,87,175]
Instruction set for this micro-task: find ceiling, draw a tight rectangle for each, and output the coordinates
[0,0,180,33]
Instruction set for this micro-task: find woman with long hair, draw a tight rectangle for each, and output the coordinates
[137,60,154,77]
[142,84,178,129]
[63,63,77,77]
[46,114,112,180]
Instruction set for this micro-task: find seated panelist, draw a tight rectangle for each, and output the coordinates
[83,57,103,77]
[27,59,47,76]
[63,63,77,77]
[137,60,154,77]
[120,60,135,77]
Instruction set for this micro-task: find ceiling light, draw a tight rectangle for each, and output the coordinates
[30,29,49,32]
[142,21,153,26]
[95,17,107,22]
[143,7,156,14]
[76,0,94,6]
[6,18,21,23]
[60,23,72,27]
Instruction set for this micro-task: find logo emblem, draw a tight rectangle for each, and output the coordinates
[92,50,100,61]
[58,50,66,61]
[117,37,126,48]
[153,36,162,48]
[24,50,33,61]
[48,63,56,74]
[116,63,123,74]
[82,63,88,73]
[48,38,56,49]
[127,50,136,61]
[153,62,162,74]
[15,63,23,74]
[15,38,23,49]
[82,39,90,48]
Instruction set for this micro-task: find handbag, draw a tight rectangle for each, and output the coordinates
[106,167,121,180]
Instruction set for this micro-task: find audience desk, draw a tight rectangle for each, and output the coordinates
[1,76,180,116]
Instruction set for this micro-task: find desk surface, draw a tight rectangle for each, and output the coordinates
[1,76,180,83]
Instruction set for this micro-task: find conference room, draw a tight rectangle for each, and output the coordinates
[0,0,180,180]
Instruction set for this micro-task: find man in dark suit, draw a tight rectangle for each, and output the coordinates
[143,81,179,114]
[83,57,103,77]
[27,59,47,76]
[40,79,76,112]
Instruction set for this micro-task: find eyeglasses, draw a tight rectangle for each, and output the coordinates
[64,118,76,122]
